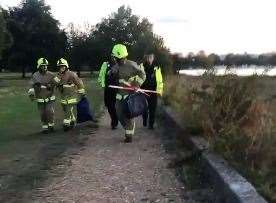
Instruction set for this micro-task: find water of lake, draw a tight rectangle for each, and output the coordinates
[179,65,276,76]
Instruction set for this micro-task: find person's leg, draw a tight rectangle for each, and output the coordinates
[106,89,118,129]
[124,118,135,143]
[62,104,71,131]
[45,102,55,132]
[148,95,158,129]
[115,99,135,142]
[110,93,119,129]
[142,96,150,127]
[115,100,126,128]
[108,104,118,129]
[70,104,76,127]
[38,103,48,133]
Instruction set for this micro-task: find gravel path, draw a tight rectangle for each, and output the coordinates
[30,111,191,203]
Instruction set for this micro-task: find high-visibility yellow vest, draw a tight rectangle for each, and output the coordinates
[140,64,164,96]
[154,66,164,96]
[98,62,108,88]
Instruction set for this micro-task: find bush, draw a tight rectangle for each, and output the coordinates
[165,73,276,201]
[164,75,203,135]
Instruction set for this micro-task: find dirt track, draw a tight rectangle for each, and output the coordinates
[28,111,214,203]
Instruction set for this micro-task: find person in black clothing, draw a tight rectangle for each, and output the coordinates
[141,54,163,129]
[98,57,119,129]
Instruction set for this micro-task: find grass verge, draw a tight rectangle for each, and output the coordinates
[164,73,276,202]
[0,75,103,201]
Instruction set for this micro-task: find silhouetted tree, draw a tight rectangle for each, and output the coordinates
[4,0,67,77]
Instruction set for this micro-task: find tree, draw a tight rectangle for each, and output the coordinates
[66,23,94,76]
[4,0,67,77]
[208,53,221,66]
[89,6,172,72]
[0,8,13,65]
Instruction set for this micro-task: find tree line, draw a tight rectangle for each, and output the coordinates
[172,51,276,72]
[0,0,171,77]
[1,0,276,77]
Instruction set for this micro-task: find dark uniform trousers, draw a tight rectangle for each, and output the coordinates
[104,88,118,128]
[142,93,157,128]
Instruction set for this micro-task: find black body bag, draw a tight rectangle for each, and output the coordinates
[123,93,148,119]
[77,97,95,123]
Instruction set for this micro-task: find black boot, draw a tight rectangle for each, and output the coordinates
[111,122,118,130]
[42,129,49,134]
[63,125,70,132]
[124,136,132,143]
[48,126,55,133]
[111,119,118,130]
[143,120,147,127]
[70,121,76,129]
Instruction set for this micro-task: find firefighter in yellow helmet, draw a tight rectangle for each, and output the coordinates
[28,58,60,133]
[56,58,85,131]
[110,44,146,143]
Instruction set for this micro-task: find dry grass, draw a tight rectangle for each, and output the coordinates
[164,74,276,202]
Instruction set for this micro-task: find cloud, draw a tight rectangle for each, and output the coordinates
[157,16,188,24]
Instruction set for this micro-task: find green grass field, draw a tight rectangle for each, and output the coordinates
[0,73,103,201]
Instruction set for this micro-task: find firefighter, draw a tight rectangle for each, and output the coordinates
[28,58,59,134]
[98,57,118,129]
[56,58,85,131]
[141,54,164,129]
[110,44,146,143]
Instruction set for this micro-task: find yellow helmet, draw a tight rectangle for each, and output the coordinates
[57,58,69,68]
[112,44,128,59]
[37,58,48,69]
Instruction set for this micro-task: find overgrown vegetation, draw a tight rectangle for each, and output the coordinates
[164,72,276,202]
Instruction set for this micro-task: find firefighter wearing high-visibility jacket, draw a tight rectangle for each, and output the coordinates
[141,54,164,129]
[98,57,118,129]
[28,58,60,134]
[110,44,146,143]
[56,58,85,131]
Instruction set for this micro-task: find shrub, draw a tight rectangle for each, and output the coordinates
[165,73,276,201]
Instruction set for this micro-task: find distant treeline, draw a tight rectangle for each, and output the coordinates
[0,0,275,77]
[172,51,276,71]
[0,0,171,77]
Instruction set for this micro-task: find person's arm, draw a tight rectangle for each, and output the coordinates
[45,72,60,91]
[52,73,61,85]
[27,74,36,101]
[98,62,107,88]
[71,72,85,95]
[128,62,146,87]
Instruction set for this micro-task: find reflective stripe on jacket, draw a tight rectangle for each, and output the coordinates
[58,70,85,105]
[37,96,56,103]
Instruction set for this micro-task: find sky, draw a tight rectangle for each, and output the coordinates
[1,0,276,55]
